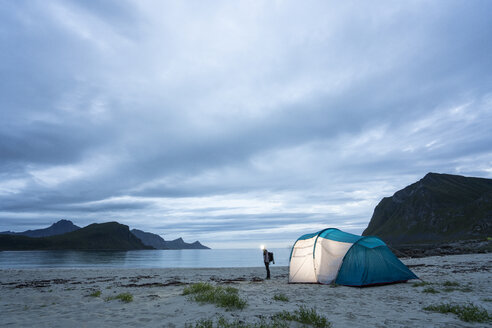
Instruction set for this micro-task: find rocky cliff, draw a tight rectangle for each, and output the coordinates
[362,173,492,246]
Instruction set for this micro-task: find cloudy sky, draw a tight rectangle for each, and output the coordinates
[0,0,491,248]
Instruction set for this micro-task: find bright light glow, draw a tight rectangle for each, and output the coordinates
[260,245,265,250]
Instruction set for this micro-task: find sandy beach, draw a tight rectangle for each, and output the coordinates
[1,253,490,327]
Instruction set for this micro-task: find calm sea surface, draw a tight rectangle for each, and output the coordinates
[0,248,291,269]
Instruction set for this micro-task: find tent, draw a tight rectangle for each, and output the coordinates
[289,228,418,286]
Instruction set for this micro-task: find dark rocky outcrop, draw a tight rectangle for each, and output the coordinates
[363,173,492,250]
[394,239,491,258]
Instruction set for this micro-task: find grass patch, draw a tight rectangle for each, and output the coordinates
[185,316,288,328]
[185,318,214,328]
[105,292,133,303]
[422,287,439,294]
[183,283,247,310]
[185,316,289,328]
[442,281,459,287]
[424,303,490,323]
[185,307,331,328]
[273,306,331,328]
[443,286,472,293]
[482,298,492,302]
[273,293,289,302]
[88,290,101,297]
[412,281,432,287]
[183,282,215,295]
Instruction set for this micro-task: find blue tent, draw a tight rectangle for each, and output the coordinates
[289,228,418,286]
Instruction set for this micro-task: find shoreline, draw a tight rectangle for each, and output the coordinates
[1,253,491,327]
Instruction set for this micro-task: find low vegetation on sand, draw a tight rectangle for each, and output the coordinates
[185,306,331,328]
[441,281,472,293]
[272,306,331,327]
[105,292,133,303]
[442,281,459,287]
[272,293,289,302]
[412,281,432,287]
[413,280,472,293]
[87,290,101,297]
[424,303,490,323]
[185,316,285,328]
[422,287,439,294]
[183,282,247,310]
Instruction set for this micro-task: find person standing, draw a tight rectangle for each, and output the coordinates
[263,248,270,279]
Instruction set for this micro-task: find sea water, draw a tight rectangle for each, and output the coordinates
[0,248,291,269]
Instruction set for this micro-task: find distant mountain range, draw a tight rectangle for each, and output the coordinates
[0,222,149,251]
[1,219,80,238]
[363,172,492,247]
[131,229,209,249]
[0,220,210,251]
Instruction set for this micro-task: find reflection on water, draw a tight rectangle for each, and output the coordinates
[0,248,290,269]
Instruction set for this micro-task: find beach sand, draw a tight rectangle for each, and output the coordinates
[1,253,490,327]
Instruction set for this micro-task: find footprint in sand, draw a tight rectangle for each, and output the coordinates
[345,312,356,320]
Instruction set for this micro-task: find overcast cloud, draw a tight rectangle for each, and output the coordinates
[0,0,491,248]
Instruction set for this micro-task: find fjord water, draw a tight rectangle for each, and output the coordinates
[0,248,291,269]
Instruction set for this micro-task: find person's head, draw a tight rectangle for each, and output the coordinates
[263,249,267,254]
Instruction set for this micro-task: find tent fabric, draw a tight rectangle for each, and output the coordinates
[289,235,317,282]
[289,228,418,286]
[317,228,363,244]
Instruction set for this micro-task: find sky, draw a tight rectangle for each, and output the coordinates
[0,0,491,248]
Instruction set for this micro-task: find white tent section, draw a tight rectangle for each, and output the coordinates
[289,234,317,283]
[313,238,353,283]
[289,230,355,284]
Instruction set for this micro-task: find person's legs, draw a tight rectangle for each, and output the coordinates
[264,262,270,279]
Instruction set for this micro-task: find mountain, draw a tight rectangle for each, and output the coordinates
[0,222,151,251]
[362,172,492,246]
[131,229,210,249]
[0,219,80,237]
[165,237,210,250]
[131,229,168,249]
